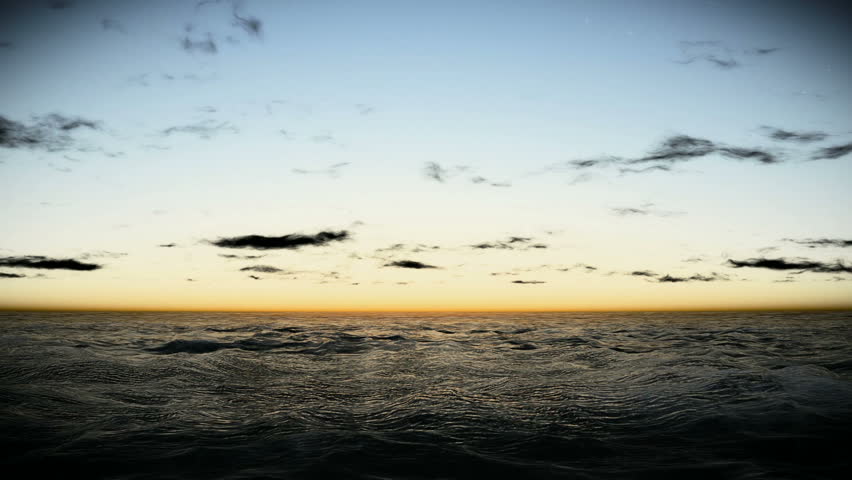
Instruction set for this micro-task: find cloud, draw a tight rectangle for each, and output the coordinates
[292,162,350,178]
[812,142,852,160]
[717,146,780,164]
[618,165,672,176]
[0,272,26,279]
[181,34,218,54]
[634,135,717,163]
[554,263,597,273]
[161,120,238,138]
[384,260,438,269]
[100,18,126,34]
[611,203,684,217]
[627,135,778,166]
[783,238,852,248]
[374,243,441,255]
[0,256,102,271]
[248,275,261,280]
[470,176,511,187]
[762,127,827,143]
[512,280,546,284]
[158,243,178,248]
[210,230,350,250]
[424,162,447,182]
[746,47,781,56]
[727,257,852,274]
[355,104,375,115]
[470,236,546,250]
[1,113,100,152]
[675,41,779,70]
[232,10,262,38]
[239,265,284,273]
[219,253,265,259]
[630,270,657,277]
[657,273,727,283]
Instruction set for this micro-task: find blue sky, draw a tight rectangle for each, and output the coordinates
[1,0,850,311]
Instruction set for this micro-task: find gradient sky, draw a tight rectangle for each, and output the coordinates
[1,0,850,311]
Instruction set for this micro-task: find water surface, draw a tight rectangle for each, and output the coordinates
[1,311,850,479]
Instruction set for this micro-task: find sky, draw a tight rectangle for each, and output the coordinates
[1,0,851,312]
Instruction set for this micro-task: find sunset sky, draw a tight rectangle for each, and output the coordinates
[1,0,850,311]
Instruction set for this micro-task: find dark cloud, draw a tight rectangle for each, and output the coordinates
[627,135,778,167]
[424,162,447,182]
[762,127,827,143]
[727,258,852,274]
[181,34,218,54]
[384,260,438,269]
[634,135,717,163]
[0,256,102,271]
[248,275,261,280]
[746,47,781,56]
[470,237,546,250]
[232,11,262,38]
[239,265,284,273]
[219,253,265,259]
[511,280,546,284]
[554,263,597,273]
[100,18,126,34]
[1,114,100,152]
[783,238,852,248]
[210,231,350,250]
[812,142,852,160]
[0,272,26,278]
[657,273,727,283]
[718,146,780,164]
[161,120,237,138]
[630,270,657,277]
[158,243,178,248]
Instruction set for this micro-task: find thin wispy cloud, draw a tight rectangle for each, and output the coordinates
[0,272,26,279]
[292,162,350,178]
[783,238,852,248]
[512,280,546,284]
[470,237,547,251]
[210,231,350,250]
[611,203,684,217]
[761,127,828,143]
[674,40,779,69]
[161,120,238,139]
[812,142,852,160]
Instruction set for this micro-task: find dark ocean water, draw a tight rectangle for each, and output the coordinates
[1,311,851,479]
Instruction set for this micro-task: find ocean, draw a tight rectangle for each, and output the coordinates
[1,311,850,479]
